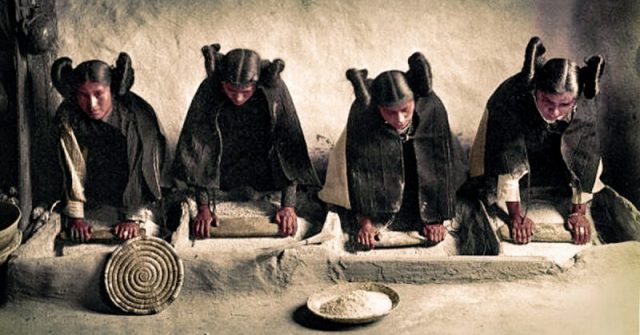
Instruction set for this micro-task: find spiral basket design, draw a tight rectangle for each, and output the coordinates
[104,236,184,314]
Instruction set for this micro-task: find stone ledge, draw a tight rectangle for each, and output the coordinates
[333,255,558,284]
[3,210,575,306]
[5,246,558,307]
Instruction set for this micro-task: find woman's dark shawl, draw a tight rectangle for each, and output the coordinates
[172,76,320,192]
[57,92,166,207]
[346,92,458,222]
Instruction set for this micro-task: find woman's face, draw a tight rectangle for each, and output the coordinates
[76,81,113,120]
[534,90,577,123]
[223,82,257,106]
[378,99,415,130]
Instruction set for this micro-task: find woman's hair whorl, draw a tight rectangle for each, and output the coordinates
[406,52,432,97]
[346,68,371,105]
[580,55,605,99]
[522,36,546,83]
[202,43,222,77]
[51,57,74,97]
[260,58,285,87]
[111,52,134,96]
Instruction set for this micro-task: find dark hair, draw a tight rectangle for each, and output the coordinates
[52,52,135,98]
[371,71,414,108]
[220,49,261,87]
[534,58,581,95]
[521,37,605,99]
[346,52,432,108]
[71,60,112,89]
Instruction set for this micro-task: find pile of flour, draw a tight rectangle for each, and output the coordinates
[319,289,392,318]
[215,202,273,217]
[188,199,275,218]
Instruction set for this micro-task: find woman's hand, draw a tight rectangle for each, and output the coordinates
[193,204,218,239]
[114,220,140,241]
[275,206,297,237]
[356,216,378,249]
[69,218,92,243]
[506,201,535,244]
[568,203,591,245]
[422,222,447,243]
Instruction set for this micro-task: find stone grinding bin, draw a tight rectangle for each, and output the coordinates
[0,202,22,264]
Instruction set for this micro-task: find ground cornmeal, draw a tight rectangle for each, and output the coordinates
[319,289,392,318]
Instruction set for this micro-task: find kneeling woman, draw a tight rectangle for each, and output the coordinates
[320,53,464,249]
[172,45,320,239]
[52,53,167,242]
[461,36,640,254]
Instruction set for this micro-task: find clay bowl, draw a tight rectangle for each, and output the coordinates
[307,282,400,324]
[0,201,20,250]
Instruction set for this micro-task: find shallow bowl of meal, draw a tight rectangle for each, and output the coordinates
[307,282,399,324]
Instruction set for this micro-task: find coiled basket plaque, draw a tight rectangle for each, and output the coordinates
[104,235,184,314]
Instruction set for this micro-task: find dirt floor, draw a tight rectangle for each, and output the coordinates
[0,242,638,335]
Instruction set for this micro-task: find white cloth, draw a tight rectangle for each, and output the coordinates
[318,128,351,209]
[59,123,87,219]
[497,160,605,205]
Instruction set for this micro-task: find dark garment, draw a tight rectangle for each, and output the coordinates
[387,138,423,229]
[73,109,129,208]
[399,138,420,217]
[172,76,320,206]
[56,93,167,215]
[218,92,282,191]
[346,91,462,223]
[483,74,600,195]
[524,120,570,190]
